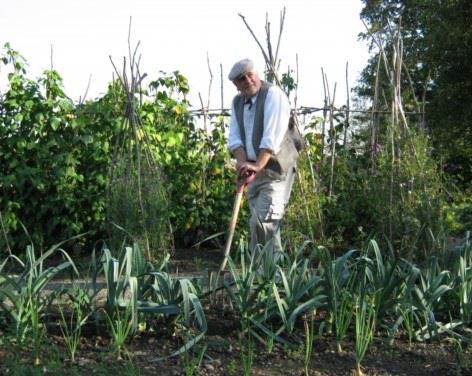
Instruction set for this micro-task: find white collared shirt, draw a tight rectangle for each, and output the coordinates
[228,85,290,161]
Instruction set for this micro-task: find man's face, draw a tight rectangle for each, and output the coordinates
[233,70,261,99]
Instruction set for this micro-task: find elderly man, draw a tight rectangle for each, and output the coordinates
[227,58,299,263]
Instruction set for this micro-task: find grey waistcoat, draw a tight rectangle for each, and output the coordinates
[233,82,299,180]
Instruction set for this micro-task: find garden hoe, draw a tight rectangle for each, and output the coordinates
[219,172,255,272]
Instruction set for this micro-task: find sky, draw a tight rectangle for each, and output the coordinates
[0,0,370,109]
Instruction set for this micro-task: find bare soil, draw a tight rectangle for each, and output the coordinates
[1,317,470,375]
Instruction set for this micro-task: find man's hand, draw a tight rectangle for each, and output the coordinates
[237,148,273,177]
[237,161,262,176]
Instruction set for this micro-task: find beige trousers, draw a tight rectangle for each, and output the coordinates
[247,165,296,263]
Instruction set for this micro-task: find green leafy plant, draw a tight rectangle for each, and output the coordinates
[240,332,255,376]
[227,358,237,375]
[451,337,472,375]
[0,237,78,364]
[453,243,472,325]
[271,243,325,336]
[382,257,421,344]
[399,304,416,349]
[354,294,376,376]
[224,243,283,347]
[0,43,237,255]
[181,344,206,376]
[107,156,172,261]
[99,245,140,332]
[98,241,207,359]
[30,295,45,366]
[58,285,91,362]
[318,247,355,353]
[334,288,354,354]
[0,44,113,251]
[265,331,275,354]
[411,257,453,341]
[303,311,320,376]
[104,305,133,360]
[362,240,402,321]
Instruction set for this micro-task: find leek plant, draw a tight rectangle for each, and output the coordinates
[398,304,416,349]
[0,239,78,364]
[272,259,324,335]
[361,240,402,322]
[146,270,207,359]
[58,305,82,363]
[98,241,207,361]
[30,298,45,366]
[224,243,276,343]
[145,272,207,330]
[453,244,472,325]
[334,288,354,353]
[140,270,208,360]
[104,305,133,360]
[303,311,321,376]
[410,257,453,341]
[99,243,146,332]
[240,332,255,376]
[354,294,376,376]
[228,242,325,349]
[303,316,314,376]
[318,247,355,353]
[354,240,411,348]
[450,337,472,375]
[383,258,421,344]
[181,344,206,376]
[318,248,355,329]
[100,243,204,319]
[58,285,91,362]
[265,329,275,353]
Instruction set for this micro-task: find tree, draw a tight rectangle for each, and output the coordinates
[358,0,472,185]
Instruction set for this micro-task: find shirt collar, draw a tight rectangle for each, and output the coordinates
[244,93,258,108]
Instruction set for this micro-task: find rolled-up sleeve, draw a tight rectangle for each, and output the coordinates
[227,100,244,152]
[259,86,290,154]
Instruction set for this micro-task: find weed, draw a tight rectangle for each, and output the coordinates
[227,358,237,375]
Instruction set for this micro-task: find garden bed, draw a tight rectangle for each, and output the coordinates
[1,246,472,376]
[0,306,469,375]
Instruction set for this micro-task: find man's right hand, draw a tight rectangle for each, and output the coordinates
[237,161,261,177]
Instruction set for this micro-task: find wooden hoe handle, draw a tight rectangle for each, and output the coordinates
[219,173,255,272]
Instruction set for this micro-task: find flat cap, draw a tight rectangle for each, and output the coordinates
[228,58,254,81]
